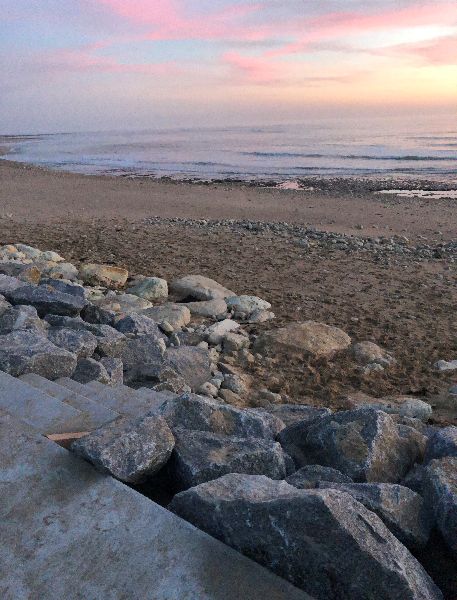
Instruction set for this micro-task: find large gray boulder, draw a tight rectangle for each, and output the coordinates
[40,278,85,298]
[164,346,212,392]
[170,275,235,301]
[44,315,128,358]
[72,357,110,384]
[127,276,168,300]
[158,393,280,439]
[169,429,290,490]
[0,274,26,299]
[422,457,457,558]
[424,426,457,463]
[253,321,351,358]
[0,305,45,334]
[47,327,98,358]
[278,408,425,482]
[9,284,86,317]
[0,330,77,379]
[317,482,431,550]
[286,465,353,489]
[183,299,227,319]
[119,333,166,383]
[170,474,442,600]
[71,414,175,484]
[114,313,166,338]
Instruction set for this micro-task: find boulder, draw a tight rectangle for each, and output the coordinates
[0,295,11,316]
[424,426,457,463]
[0,274,28,299]
[379,396,433,422]
[119,333,166,383]
[127,276,168,300]
[278,408,424,482]
[422,457,457,558]
[79,263,128,288]
[44,316,128,358]
[71,414,175,484]
[72,357,110,384]
[40,250,65,263]
[434,359,457,372]
[100,357,124,385]
[47,327,98,359]
[401,464,427,495]
[114,313,166,339]
[39,261,79,281]
[164,346,211,392]
[9,285,86,317]
[317,482,431,550]
[226,295,271,319]
[286,465,354,489]
[92,293,153,314]
[206,319,240,345]
[259,404,331,428]
[13,243,42,260]
[158,393,280,439]
[41,278,86,298]
[0,262,41,284]
[0,330,77,379]
[170,275,235,301]
[0,305,45,334]
[168,429,290,491]
[222,332,250,353]
[253,321,351,358]
[170,474,442,600]
[81,302,116,326]
[182,299,227,319]
[352,341,395,367]
[142,304,191,330]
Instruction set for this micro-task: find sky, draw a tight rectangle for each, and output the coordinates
[1,0,456,132]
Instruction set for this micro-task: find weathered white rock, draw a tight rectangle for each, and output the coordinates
[170,275,235,301]
[206,319,240,345]
[197,381,219,398]
[40,261,79,281]
[170,474,442,600]
[352,341,396,367]
[79,263,128,288]
[41,250,65,263]
[142,304,191,330]
[14,243,42,260]
[92,293,152,314]
[222,332,250,353]
[183,299,227,319]
[71,414,175,484]
[254,321,351,358]
[434,359,457,372]
[226,295,271,318]
[127,277,168,301]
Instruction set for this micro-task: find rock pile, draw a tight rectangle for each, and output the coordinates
[0,242,454,599]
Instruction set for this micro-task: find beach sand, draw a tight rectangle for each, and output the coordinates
[0,159,456,424]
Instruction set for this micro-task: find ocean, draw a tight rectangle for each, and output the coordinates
[1,114,456,182]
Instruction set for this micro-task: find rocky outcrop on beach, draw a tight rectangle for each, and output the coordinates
[0,242,454,598]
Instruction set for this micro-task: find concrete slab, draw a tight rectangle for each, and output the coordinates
[0,413,308,600]
[19,373,119,428]
[0,370,95,434]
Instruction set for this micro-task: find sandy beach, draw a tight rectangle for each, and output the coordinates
[1,159,456,425]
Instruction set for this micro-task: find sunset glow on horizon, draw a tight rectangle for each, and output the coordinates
[1,0,456,132]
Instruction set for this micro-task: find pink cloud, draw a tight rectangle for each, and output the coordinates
[401,35,457,65]
[223,51,282,84]
[97,0,266,42]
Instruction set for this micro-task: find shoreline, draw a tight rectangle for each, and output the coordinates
[1,158,457,241]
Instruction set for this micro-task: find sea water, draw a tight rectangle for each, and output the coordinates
[1,114,456,182]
